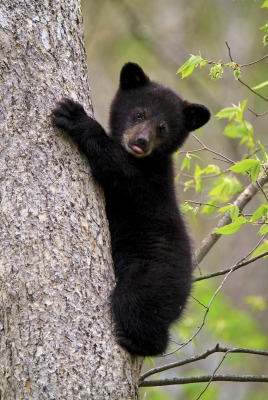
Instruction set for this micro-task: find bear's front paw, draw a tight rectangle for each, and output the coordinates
[51,98,88,133]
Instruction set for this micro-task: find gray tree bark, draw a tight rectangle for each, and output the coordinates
[0,1,141,399]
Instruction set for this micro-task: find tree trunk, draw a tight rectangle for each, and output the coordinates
[0,1,141,399]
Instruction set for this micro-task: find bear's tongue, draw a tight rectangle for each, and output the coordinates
[131,145,144,154]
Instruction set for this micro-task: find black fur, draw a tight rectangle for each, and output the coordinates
[52,62,210,356]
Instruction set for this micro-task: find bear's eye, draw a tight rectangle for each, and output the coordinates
[135,112,143,121]
[158,125,166,135]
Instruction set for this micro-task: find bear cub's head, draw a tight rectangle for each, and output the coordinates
[109,62,210,158]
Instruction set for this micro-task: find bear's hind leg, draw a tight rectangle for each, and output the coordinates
[111,283,169,356]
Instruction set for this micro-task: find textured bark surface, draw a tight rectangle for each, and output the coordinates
[0,1,141,399]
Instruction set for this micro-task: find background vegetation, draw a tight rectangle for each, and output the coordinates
[81,1,268,399]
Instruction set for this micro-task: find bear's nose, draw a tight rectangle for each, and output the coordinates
[135,135,148,147]
[129,134,151,155]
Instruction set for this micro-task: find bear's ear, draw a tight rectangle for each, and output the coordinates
[183,102,211,131]
[120,62,150,90]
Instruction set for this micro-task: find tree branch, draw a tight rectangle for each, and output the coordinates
[195,163,268,264]
[194,250,268,282]
[140,374,268,387]
[139,345,268,382]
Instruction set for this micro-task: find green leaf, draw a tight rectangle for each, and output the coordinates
[215,100,247,122]
[224,122,248,139]
[250,204,268,222]
[184,179,195,191]
[181,202,192,214]
[252,81,268,90]
[177,55,207,79]
[233,67,241,80]
[228,159,260,174]
[217,204,239,221]
[218,204,233,215]
[201,198,220,216]
[258,224,268,235]
[243,120,254,136]
[208,176,243,200]
[259,23,268,31]
[225,62,236,68]
[181,153,191,171]
[261,0,268,8]
[194,175,202,192]
[224,62,242,80]
[195,163,201,175]
[194,127,203,137]
[216,216,247,235]
[215,107,238,120]
[195,164,221,177]
[250,161,261,182]
[230,205,240,221]
[251,240,268,258]
[257,141,268,162]
[193,167,203,192]
[210,63,224,80]
[181,202,199,221]
[181,64,195,79]
[201,164,221,175]
[240,99,248,112]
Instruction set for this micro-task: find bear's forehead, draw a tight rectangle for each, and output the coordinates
[122,86,183,112]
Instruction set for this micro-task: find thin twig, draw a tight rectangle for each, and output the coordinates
[179,147,205,154]
[240,54,268,67]
[192,133,235,165]
[225,41,234,62]
[238,78,268,101]
[185,200,220,209]
[248,108,268,117]
[196,349,233,400]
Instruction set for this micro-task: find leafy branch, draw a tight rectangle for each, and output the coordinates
[195,162,268,263]
[177,43,268,85]
[178,97,268,261]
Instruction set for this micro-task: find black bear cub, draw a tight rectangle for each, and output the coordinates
[52,62,210,356]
